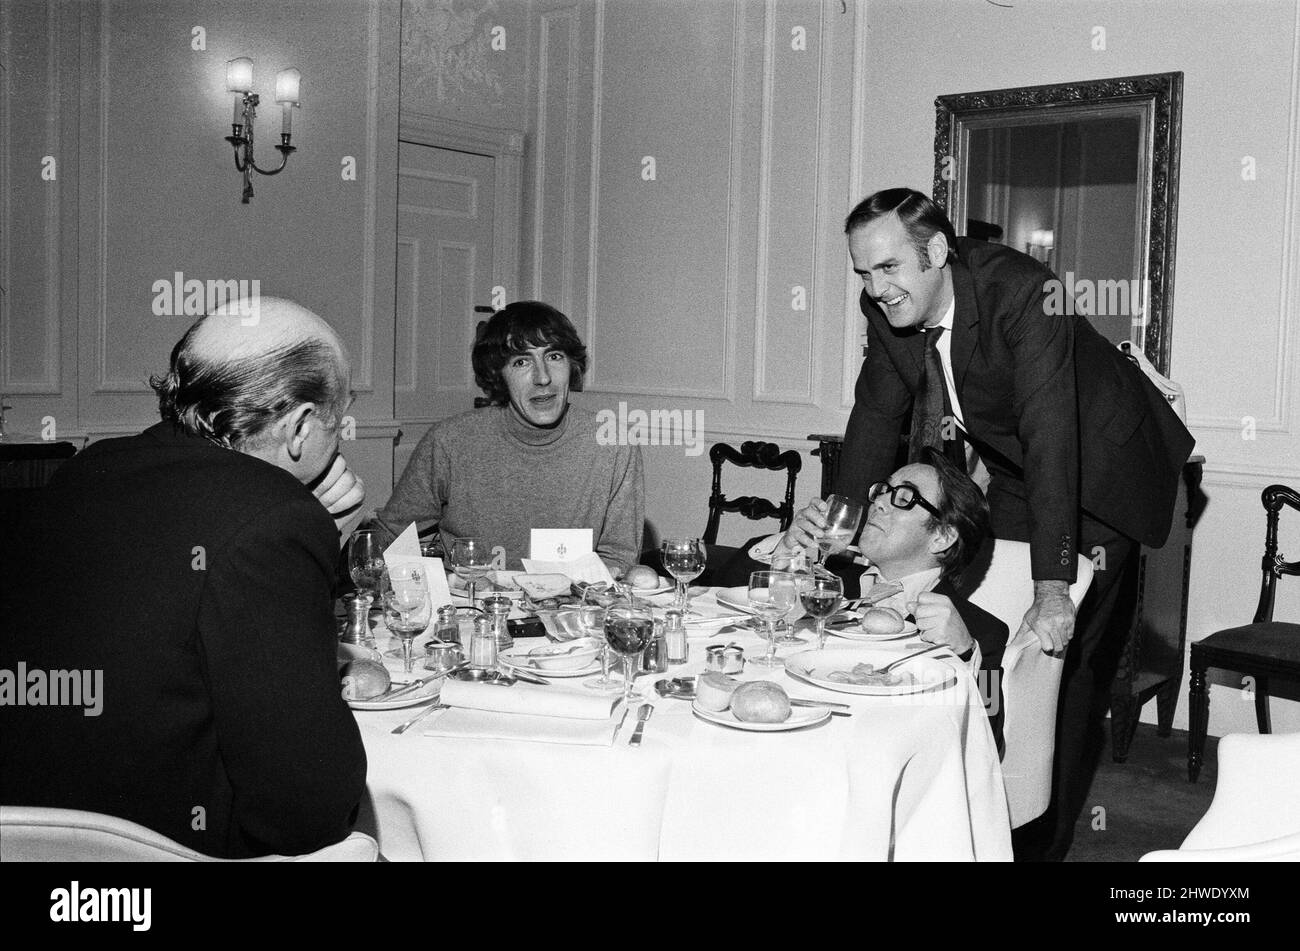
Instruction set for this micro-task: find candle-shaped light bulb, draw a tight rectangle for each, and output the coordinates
[275,68,301,137]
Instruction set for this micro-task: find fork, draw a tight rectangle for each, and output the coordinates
[391,702,448,735]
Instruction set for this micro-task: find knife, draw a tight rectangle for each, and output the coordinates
[629,703,654,746]
[789,697,851,710]
[380,672,443,701]
[611,706,630,742]
[501,667,551,686]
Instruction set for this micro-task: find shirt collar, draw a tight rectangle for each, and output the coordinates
[925,296,956,334]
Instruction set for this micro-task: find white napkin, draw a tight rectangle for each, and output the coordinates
[439,678,620,719]
[522,552,614,585]
[421,708,622,746]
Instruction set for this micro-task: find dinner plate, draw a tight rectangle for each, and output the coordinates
[691,700,831,732]
[826,622,919,643]
[627,575,675,597]
[498,647,603,679]
[716,586,805,622]
[347,675,444,711]
[783,647,958,696]
[448,571,529,599]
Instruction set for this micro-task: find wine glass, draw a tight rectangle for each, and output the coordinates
[347,529,386,603]
[581,584,623,693]
[661,537,706,612]
[770,549,810,645]
[800,570,843,650]
[747,570,798,668]
[815,495,865,566]
[603,600,654,705]
[383,564,431,674]
[449,537,493,608]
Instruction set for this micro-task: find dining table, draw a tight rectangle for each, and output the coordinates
[349,585,1012,861]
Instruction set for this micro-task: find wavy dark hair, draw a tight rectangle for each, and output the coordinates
[844,187,959,267]
[471,300,587,406]
[919,447,990,585]
[148,320,349,449]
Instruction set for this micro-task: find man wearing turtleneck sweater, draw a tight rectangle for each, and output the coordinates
[376,301,644,573]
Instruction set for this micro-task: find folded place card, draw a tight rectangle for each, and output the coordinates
[384,522,422,560]
[530,528,593,562]
[521,551,614,586]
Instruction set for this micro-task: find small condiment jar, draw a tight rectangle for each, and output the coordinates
[432,604,460,645]
[641,617,669,674]
[469,616,497,669]
[423,640,464,674]
[664,609,688,665]
[340,592,374,646]
[704,643,745,675]
[481,594,514,650]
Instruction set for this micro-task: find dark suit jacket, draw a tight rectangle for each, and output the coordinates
[0,422,366,858]
[834,238,1195,580]
[936,577,1006,755]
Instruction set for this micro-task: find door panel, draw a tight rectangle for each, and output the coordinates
[395,143,495,420]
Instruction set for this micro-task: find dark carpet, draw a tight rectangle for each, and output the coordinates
[1064,723,1220,862]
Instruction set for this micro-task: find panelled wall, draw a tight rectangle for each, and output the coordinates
[1,0,402,494]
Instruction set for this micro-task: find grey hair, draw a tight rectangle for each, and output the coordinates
[148,321,349,449]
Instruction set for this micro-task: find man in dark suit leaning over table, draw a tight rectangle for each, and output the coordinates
[771,449,1008,752]
[834,188,1195,860]
[0,297,368,859]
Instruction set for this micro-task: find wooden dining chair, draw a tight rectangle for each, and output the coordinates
[1187,483,1300,782]
[702,441,801,545]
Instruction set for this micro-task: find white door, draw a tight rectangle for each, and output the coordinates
[395,143,497,421]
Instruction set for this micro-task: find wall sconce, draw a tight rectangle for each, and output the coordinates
[224,58,301,204]
[1026,229,1054,265]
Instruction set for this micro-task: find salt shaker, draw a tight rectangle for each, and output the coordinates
[432,604,460,645]
[641,617,669,674]
[469,615,497,669]
[481,594,514,650]
[664,609,688,665]
[340,592,374,647]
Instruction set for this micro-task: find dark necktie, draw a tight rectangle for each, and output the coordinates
[908,327,965,468]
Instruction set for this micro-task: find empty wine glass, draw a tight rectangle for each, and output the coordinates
[347,529,386,603]
[603,599,654,705]
[661,537,706,612]
[383,564,431,674]
[800,569,843,649]
[748,570,798,668]
[815,495,865,566]
[581,584,623,693]
[449,537,493,607]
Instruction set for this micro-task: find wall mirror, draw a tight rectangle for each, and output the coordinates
[933,72,1183,375]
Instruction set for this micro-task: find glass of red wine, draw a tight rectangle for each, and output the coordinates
[603,600,655,705]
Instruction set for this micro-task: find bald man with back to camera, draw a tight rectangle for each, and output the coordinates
[0,297,368,858]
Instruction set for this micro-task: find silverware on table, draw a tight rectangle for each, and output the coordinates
[611,706,630,742]
[628,703,654,746]
[788,697,851,710]
[500,666,551,686]
[878,642,949,673]
[391,702,448,734]
[381,672,444,701]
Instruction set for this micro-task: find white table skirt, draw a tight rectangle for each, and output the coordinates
[354,626,1012,861]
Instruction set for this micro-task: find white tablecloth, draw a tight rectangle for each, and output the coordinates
[353,615,1012,861]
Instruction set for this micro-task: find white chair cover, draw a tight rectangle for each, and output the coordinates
[967,540,1094,828]
[0,805,378,862]
[1141,731,1300,861]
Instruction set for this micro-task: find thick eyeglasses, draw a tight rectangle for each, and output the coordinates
[867,481,942,519]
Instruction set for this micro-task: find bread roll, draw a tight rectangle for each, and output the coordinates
[340,659,391,701]
[696,672,740,711]
[861,606,905,636]
[731,681,792,723]
[624,566,661,590]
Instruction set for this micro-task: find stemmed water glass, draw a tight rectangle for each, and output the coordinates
[347,529,386,603]
[747,570,799,668]
[815,495,865,566]
[581,584,623,693]
[770,549,810,645]
[661,537,706,612]
[383,564,431,674]
[449,537,493,608]
[603,599,655,705]
[799,570,843,650]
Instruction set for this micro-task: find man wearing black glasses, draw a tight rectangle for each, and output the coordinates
[771,449,1007,749]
